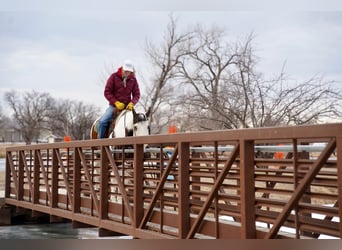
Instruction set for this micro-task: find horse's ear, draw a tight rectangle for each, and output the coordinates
[146,106,151,118]
[132,108,139,124]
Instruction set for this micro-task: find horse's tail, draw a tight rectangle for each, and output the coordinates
[90,118,99,139]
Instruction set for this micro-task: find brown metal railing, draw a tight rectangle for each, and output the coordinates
[4,123,342,239]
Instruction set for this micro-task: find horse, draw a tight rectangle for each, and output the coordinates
[90,108,151,140]
[90,108,151,199]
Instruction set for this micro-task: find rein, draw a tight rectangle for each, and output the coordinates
[120,109,135,137]
[124,110,129,137]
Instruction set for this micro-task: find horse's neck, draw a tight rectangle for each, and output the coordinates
[115,110,133,126]
[115,110,127,123]
[114,110,133,138]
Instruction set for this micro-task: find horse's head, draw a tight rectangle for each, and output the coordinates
[110,108,150,138]
[132,108,150,137]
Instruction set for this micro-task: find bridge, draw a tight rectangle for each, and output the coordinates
[2,123,342,239]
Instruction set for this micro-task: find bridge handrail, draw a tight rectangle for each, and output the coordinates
[3,122,342,239]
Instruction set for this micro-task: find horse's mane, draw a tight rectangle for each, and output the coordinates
[115,110,131,123]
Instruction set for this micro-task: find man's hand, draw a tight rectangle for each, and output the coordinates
[114,101,125,110]
[126,102,134,111]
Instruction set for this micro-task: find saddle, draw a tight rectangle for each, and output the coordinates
[92,109,122,139]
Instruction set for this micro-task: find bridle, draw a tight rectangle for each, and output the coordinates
[122,109,149,137]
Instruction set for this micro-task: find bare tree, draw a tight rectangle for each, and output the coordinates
[254,74,342,127]
[48,99,100,140]
[47,99,72,137]
[140,16,342,133]
[177,25,242,130]
[141,14,194,133]
[69,101,100,140]
[4,90,55,144]
[0,106,10,142]
[4,90,101,143]
[0,106,6,129]
[175,25,342,130]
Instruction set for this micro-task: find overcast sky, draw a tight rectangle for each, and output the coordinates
[1,1,342,112]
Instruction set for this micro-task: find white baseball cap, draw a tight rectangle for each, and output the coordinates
[122,59,134,72]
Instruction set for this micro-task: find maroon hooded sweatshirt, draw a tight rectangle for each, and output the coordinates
[104,67,140,106]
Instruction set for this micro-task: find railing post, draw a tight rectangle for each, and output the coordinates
[73,147,81,214]
[178,142,190,238]
[18,150,24,201]
[5,152,11,199]
[240,139,256,238]
[51,149,58,208]
[100,146,109,220]
[33,150,40,204]
[297,144,312,237]
[134,143,144,228]
[336,136,342,238]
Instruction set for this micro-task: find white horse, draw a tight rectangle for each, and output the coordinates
[90,108,150,199]
[110,109,150,138]
[90,108,150,139]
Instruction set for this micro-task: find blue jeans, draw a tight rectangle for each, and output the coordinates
[98,105,116,139]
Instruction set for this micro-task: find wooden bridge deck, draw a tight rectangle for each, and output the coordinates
[3,123,342,239]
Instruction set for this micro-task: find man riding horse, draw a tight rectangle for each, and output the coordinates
[97,59,140,139]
